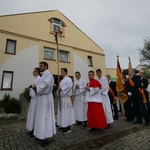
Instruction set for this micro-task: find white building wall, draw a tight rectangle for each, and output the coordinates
[73,52,90,83]
[0,45,39,100]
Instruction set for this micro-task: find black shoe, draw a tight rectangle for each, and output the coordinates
[27,130,34,137]
[40,140,51,147]
[57,127,64,131]
[82,122,87,129]
[88,128,96,132]
[56,124,59,127]
[75,122,82,126]
[62,129,71,134]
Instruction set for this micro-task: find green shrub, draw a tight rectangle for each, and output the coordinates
[1,94,21,114]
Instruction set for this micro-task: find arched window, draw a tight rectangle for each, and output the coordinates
[48,18,66,37]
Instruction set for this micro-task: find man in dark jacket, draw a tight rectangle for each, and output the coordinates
[128,69,150,125]
[106,75,118,120]
[139,71,150,112]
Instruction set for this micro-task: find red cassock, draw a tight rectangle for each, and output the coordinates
[87,78,107,128]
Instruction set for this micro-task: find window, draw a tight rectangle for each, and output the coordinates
[59,50,69,62]
[52,19,61,32]
[51,18,62,32]
[88,56,93,66]
[44,47,55,60]
[49,18,66,36]
[5,39,16,54]
[1,71,14,90]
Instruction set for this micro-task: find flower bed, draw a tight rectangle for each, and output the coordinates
[0,113,19,119]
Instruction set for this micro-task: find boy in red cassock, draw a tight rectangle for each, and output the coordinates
[85,70,107,133]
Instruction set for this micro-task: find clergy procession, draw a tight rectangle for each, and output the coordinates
[25,61,150,147]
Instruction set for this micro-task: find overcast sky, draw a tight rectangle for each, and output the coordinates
[0,0,150,69]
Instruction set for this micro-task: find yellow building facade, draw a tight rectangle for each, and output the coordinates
[106,68,117,81]
[0,10,106,99]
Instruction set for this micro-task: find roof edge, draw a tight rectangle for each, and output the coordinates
[0,9,58,17]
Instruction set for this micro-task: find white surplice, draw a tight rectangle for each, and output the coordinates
[26,76,40,131]
[86,87,103,103]
[74,78,87,121]
[98,76,114,124]
[33,70,56,139]
[57,76,76,127]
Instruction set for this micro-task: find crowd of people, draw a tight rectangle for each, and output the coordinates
[25,61,150,147]
[124,69,150,124]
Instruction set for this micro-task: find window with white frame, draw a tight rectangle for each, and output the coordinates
[44,47,55,60]
[49,18,66,36]
[88,56,93,66]
[5,39,16,54]
[1,71,14,90]
[59,50,69,62]
[52,18,62,32]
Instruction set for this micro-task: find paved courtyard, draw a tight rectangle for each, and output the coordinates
[0,114,150,150]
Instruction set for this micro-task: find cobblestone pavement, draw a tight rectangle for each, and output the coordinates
[0,114,150,150]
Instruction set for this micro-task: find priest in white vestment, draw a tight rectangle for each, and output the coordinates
[96,69,114,127]
[74,71,87,128]
[33,62,56,147]
[57,68,76,134]
[26,68,41,136]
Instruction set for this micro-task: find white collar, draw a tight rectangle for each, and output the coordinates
[63,75,68,79]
